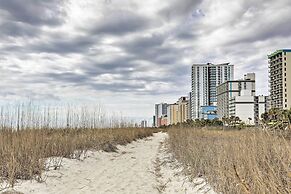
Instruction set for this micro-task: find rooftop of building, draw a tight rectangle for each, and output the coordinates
[155,103,168,105]
[168,103,178,106]
[178,96,188,100]
[268,49,291,58]
[229,79,255,82]
[192,62,232,66]
[217,78,255,87]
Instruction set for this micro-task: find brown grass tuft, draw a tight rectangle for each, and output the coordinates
[0,127,160,189]
[167,127,291,194]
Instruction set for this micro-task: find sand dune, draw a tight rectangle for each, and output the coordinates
[8,132,215,194]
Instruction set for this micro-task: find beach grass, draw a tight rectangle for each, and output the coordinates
[167,127,291,194]
[0,127,160,189]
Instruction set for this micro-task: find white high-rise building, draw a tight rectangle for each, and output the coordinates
[191,63,234,119]
[217,73,268,125]
[229,91,268,125]
[217,73,256,119]
[141,120,148,128]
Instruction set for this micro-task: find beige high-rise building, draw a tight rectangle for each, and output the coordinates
[167,104,179,125]
[268,49,291,109]
[177,96,189,123]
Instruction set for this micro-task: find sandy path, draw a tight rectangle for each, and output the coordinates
[10,132,214,194]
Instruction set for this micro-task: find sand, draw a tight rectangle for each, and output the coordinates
[7,132,215,194]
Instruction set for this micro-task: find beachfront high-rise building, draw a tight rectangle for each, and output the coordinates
[154,103,168,127]
[228,90,268,125]
[268,49,291,109]
[217,73,269,125]
[254,95,269,125]
[177,96,189,123]
[191,63,234,119]
[217,73,256,119]
[141,120,148,128]
[167,103,179,125]
[156,96,190,126]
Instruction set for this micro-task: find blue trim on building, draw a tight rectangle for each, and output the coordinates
[200,106,218,120]
[268,49,291,58]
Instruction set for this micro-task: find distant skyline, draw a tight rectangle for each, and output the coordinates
[0,0,291,119]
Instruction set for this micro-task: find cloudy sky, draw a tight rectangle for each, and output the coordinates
[0,0,291,120]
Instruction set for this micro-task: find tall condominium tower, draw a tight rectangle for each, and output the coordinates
[268,49,291,109]
[191,63,234,119]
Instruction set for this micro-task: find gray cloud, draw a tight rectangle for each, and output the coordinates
[30,35,97,54]
[0,0,66,26]
[41,72,89,85]
[159,0,203,21]
[0,21,40,37]
[89,82,145,93]
[90,10,152,35]
[117,34,183,65]
[121,34,165,51]
[77,55,137,77]
[221,2,291,45]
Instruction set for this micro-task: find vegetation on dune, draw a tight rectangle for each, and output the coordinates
[1,103,291,193]
[167,127,291,194]
[261,108,291,138]
[166,109,291,193]
[165,118,223,129]
[0,104,161,191]
[0,127,160,190]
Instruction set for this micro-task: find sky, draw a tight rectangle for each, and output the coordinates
[0,0,291,120]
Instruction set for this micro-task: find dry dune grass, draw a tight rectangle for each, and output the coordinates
[167,127,291,194]
[0,127,160,189]
[0,104,161,190]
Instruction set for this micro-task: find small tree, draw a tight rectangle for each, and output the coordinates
[261,112,269,124]
[235,116,241,124]
[229,116,236,127]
